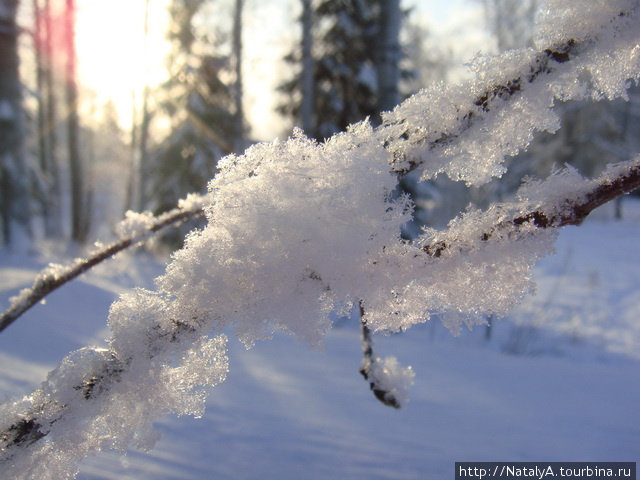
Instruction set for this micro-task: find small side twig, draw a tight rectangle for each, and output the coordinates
[358,302,401,409]
[0,205,205,333]
[423,159,640,258]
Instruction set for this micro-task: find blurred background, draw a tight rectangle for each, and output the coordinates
[1,0,639,249]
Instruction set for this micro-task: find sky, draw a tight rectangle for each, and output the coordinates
[72,0,487,141]
[74,0,171,127]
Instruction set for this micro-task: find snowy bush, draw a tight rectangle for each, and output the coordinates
[1,1,640,478]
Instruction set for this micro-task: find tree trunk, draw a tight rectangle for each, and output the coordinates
[34,0,62,237]
[300,0,314,137]
[126,90,138,213]
[232,0,244,152]
[137,96,151,212]
[375,0,401,116]
[136,0,152,212]
[44,0,62,236]
[0,0,30,245]
[34,0,49,202]
[64,0,87,243]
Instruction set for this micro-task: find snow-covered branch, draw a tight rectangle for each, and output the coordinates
[2,157,637,469]
[423,158,640,258]
[4,2,639,335]
[385,38,578,175]
[382,1,640,183]
[359,303,414,409]
[0,196,206,333]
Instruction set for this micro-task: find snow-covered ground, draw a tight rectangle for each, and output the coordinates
[0,200,639,480]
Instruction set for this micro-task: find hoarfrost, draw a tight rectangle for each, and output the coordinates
[159,124,410,346]
[177,192,209,212]
[116,210,156,239]
[2,2,640,477]
[381,0,640,184]
[0,337,228,480]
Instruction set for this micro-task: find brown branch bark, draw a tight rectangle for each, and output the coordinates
[423,160,640,258]
[0,205,205,333]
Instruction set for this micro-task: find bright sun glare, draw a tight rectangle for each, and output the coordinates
[74,0,290,140]
[75,0,170,128]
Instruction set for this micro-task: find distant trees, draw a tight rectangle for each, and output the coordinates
[3,0,634,255]
[33,0,62,238]
[299,0,314,135]
[1,0,433,249]
[0,0,30,245]
[128,0,153,214]
[478,0,538,51]
[0,0,248,248]
[376,0,401,114]
[146,0,245,224]
[232,0,244,151]
[1,0,105,246]
[278,0,408,139]
[64,0,91,243]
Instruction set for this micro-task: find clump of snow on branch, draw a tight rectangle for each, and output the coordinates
[6,261,78,313]
[1,337,228,479]
[381,0,640,184]
[157,124,411,346]
[2,1,640,478]
[368,356,415,408]
[177,192,209,211]
[116,210,156,239]
[116,192,207,241]
[536,0,637,49]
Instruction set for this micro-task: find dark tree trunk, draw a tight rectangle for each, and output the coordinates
[44,0,62,236]
[126,91,138,213]
[0,0,29,245]
[136,0,152,212]
[300,0,314,137]
[34,0,48,199]
[64,0,87,242]
[232,0,244,151]
[34,0,62,237]
[376,0,401,115]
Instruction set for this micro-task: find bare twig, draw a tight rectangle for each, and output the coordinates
[0,205,205,333]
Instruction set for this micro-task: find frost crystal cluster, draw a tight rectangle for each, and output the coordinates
[2,1,640,478]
